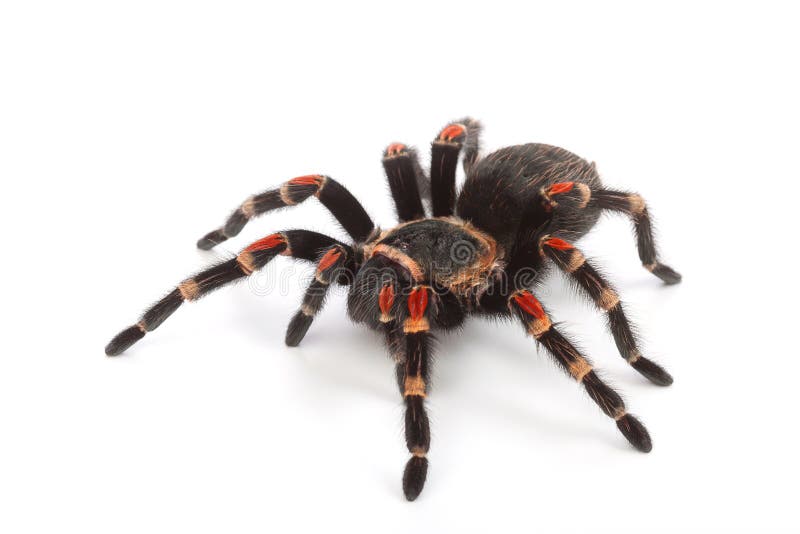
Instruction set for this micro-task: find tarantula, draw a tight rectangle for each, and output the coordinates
[106,118,680,501]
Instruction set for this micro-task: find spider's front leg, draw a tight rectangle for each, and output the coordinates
[430,118,482,217]
[382,143,427,222]
[105,230,347,356]
[381,283,434,501]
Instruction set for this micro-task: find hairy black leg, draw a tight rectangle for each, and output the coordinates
[285,244,352,347]
[540,236,673,386]
[106,230,346,356]
[583,188,681,284]
[382,144,426,222]
[197,174,374,249]
[375,281,409,397]
[430,118,481,217]
[479,290,653,452]
[387,285,434,501]
[504,182,673,385]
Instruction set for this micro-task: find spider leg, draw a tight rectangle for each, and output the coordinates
[498,290,653,452]
[196,174,374,250]
[540,235,673,386]
[399,286,434,501]
[572,185,681,284]
[378,283,434,501]
[285,243,353,347]
[382,144,427,222]
[430,118,482,217]
[105,230,346,356]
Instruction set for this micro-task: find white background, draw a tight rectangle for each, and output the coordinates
[1,1,798,532]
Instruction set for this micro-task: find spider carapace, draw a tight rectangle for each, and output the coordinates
[106,118,681,501]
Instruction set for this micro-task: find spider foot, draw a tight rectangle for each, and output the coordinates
[646,262,682,285]
[197,229,227,250]
[402,455,428,501]
[105,324,145,356]
[285,311,312,347]
[616,414,652,453]
[631,356,674,386]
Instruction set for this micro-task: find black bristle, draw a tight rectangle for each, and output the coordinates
[616,414,652,453]
[105,325,145,356]
[402,456,428,502]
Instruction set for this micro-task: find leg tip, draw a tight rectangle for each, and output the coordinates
[631,357,674,386]
[616,414,652,453]
[196,238,215,250]
[197,229,227,250]
[651,263,682,285]
[285,312,313,347]
[105,325,145,356]
[402,456,428,501]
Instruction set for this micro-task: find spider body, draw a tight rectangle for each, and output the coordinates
[106,118,681,501]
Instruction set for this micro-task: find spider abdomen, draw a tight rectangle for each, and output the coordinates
[457,143,603,250]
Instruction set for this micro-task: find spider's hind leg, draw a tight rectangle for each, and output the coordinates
[540,235,673,386]
[572,184,681,284]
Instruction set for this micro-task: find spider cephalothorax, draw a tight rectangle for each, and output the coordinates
[106,118,680,501]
